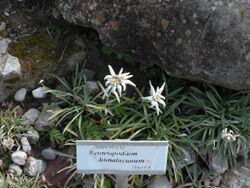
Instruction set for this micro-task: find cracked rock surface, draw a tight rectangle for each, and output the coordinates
[59,0,250,90]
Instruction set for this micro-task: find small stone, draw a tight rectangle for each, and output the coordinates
[83,69,95,81]
[32,87,48,99]
[24,129,40,144]
[179,147,196,168]
[35,106,61,131]
[63,51,86,73]
[41,147,57,160]
[0,38,11,53]
[14,88,27,102]
[0,53,21,80]
[23,157,46,177]
[211,153,228,174]
[8,164,23,176]
[4,12,10,17]
[86,81,100,94]
[82,180,95,188]
[21,137,32,154]
[22,108,40,124]
[147,175,172,188]
[0,22,6,32]
[221,159,250,187]
[11,151,27,166]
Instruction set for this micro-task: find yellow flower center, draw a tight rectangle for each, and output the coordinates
[154,94,161,101]
[110,75,123,86]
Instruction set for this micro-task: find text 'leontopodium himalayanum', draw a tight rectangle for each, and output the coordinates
[142,82,166,116]
[103,65,136,103]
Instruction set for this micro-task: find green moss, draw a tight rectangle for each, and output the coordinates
[8,20,85,80]
[8,29,58,75]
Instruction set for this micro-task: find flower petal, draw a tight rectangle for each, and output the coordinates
[121,82,126,91]
[159,99,166,107]
[117,85,122,97]
[142,96,153,101]
[159,82,166,94]
[118,68,124,75]
[149,82,156,96]
[123,80,136,87]
[112,90,120,103]
[104,75,112,80]
[108,65,116,76]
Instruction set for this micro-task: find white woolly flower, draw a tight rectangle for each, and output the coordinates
[142,82,166,116]
[222,128,239,142]
[103,65,136,103]
[2,138,15,151]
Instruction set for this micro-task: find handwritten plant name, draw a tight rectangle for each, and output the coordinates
[89,144,151,170]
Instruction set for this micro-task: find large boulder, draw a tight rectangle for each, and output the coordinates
[59,0,250,90]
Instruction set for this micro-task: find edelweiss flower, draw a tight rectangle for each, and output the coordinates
[2,138,14,151]
[103,65,136,102]
[222,128,239,142]
[142,82,166,115]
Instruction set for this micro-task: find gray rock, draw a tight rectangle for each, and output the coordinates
[8,164,23,176]
[4,12,10,17]
[59,0,250,90]
[0,22,6,32]
[0,38,22,102]
[22,108,40,124]
[0,38,11,53]
[86,81,100,94]
[0,53,21,80]
[11,150,27,166]
[23,157,46,177]
[24,129,40,144]
[0,58,20,81]
[211,153,228,174]
[82,180,95,188]
[35,106,61,131]
[32,87,47,99]
[83,69,95,81]
[147,175,172,188]
[61,51,86,74]
[14,88,27,102]
[41,147,57,160]
[20,137,31,154]
[221,160,250,188]
[179,147,196,168]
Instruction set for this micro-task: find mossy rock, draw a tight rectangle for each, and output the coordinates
[8,29,59,77]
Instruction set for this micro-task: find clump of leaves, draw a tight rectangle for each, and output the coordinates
[184,86,250,167]
[0,104,31,151]
[47,64,190,184]
[46,63,111,140]
[0,172,44,188]
[49,127,66,146]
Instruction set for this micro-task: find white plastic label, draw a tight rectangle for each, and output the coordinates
[76,140,168,175]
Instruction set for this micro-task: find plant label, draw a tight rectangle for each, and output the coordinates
[76,140,168,175]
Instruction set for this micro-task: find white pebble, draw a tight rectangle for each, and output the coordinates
[11,151,27,166]
[8,164,23,176]
[14,88,27,102]
[22,108,40,124]
[32,87,47,99]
